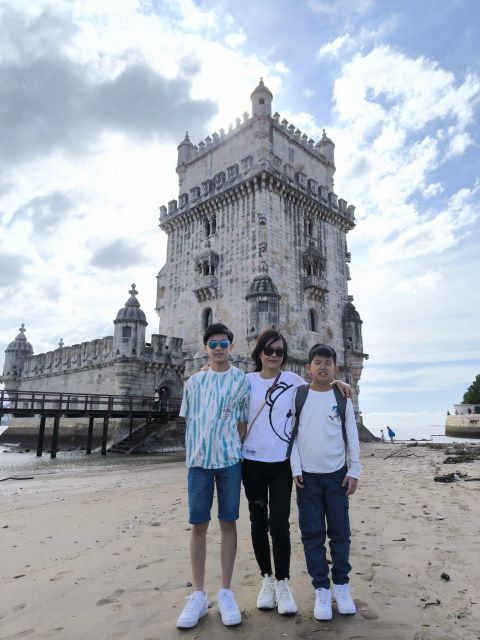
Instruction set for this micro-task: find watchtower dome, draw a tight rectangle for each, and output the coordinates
[113,284,147,357]
[251,78,273,118]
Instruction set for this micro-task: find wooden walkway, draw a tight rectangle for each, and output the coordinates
[0,390,180,458]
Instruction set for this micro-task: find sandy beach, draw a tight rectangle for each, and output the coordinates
[1,443,480,640]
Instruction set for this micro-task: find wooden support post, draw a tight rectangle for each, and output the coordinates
[86,416,94,455]
[129,414,134,436]
[50,416,60,459]
[101,417,109,456]
[36,415,47,457]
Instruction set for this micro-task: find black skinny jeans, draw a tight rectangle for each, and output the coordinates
[242,458,293,580]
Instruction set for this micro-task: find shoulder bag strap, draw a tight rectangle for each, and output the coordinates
[243,372,281,442]
[286,383,310,458]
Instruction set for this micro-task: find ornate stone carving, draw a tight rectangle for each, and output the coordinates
[179,193,188,209]
[241,155,253,174]
[202,179,212,196]
[227,164,239,182]
[213,171,225,190]
[295,172,307,191]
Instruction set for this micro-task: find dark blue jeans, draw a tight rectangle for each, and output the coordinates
[296,466,351,589]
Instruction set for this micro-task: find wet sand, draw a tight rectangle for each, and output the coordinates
[1,443,480,640]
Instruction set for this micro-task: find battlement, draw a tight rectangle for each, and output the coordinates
[180,109,333,169]
[11,334,183,381]
[159,170,355,229]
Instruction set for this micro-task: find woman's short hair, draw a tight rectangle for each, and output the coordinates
[251,329,288,372]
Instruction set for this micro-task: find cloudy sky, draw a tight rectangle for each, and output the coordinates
[1,0,479,433]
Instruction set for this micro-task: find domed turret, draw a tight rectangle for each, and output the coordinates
[2,323,34,383]
[113,284,147,358]
[251,78,273,118]
[316,129,335,164]
[343,297,363,353]
[177,131,194,167]
[245,263,280,338]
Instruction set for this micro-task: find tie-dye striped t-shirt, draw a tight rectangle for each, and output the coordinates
[180,366,250,469]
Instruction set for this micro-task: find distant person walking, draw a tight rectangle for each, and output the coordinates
[387,426,395,444]
[380,430,385,443]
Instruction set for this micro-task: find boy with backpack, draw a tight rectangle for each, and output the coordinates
[176,323,250,629]
[289,343,361,621]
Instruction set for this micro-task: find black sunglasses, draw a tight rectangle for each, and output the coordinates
[263,346,285,357]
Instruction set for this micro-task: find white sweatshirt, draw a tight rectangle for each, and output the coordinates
[290,388,361,479]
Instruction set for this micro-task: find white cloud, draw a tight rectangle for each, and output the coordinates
[224,29,246,48]
[318,34,352,58]
[423,182,444,198]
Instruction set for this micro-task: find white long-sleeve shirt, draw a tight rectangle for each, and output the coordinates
[290,388,361,480]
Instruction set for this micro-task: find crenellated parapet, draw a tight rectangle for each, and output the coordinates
[160,171,356,233]
[17,337,114,380]
[14,332,184,383]
[167,79,355,234]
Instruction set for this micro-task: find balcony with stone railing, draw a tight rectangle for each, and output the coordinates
[303,274,328,300]
[193,275,217,302]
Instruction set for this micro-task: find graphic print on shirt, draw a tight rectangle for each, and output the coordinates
[328,404,341,424]
[266,381,295,443]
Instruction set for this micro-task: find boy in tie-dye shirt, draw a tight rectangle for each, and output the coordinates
[176,323,250,630]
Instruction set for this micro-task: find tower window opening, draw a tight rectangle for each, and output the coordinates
[259,98,265,105]
[211,214,217,235]
[204,219,211,237]
[122,326,132,338]
[202,307,213,330]
[308,309,317,332]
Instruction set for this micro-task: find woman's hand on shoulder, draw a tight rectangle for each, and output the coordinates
[331,380,352,398]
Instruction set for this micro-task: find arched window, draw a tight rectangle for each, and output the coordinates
[202,307,213,330]
[308,220,314,236]
[211,214,217,235]
[204,219,211,237]
[308,309,317,332]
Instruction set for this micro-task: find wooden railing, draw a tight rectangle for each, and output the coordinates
[0,389,180,418]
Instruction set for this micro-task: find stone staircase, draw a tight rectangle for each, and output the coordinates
[109,422,152,454]
[109,417,186,454]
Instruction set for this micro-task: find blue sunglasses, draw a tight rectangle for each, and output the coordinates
[208,339,230,349]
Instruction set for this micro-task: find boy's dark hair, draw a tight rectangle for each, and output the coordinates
[308,343,337,364]
[251,329,288,372]
[203,322,234,345]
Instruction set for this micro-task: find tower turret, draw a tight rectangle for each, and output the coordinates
[316,129,335,165]
[251,78,273,118]
[113,284,147,358]
[245,263,280,341]
[1,324,33,388]
[177,131,193,166]
[176,131,194,185]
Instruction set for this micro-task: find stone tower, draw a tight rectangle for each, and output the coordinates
[157,80,368,413]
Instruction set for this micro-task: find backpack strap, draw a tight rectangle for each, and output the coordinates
[286,384,310,458]
[332,385,348,462]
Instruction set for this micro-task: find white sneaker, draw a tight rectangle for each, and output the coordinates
[333,583,356,615]
[314,587,332,621]
[176,591,208,628]
[257,574,276,609]
[275,578,298,615]
[217,588,242,626]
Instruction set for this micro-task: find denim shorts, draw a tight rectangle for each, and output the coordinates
[187,461,242,524]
